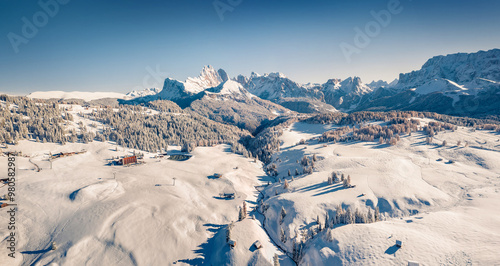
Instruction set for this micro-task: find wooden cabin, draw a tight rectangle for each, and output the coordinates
[214,173,223,178]
[396,240,402,248]
[253,240,262,249]
[228,239,236,248]
[120,155,137,165]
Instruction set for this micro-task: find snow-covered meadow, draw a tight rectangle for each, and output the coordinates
[0,113,499,266]
[260,121,500,265]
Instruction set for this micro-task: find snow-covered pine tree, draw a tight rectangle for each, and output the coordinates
[273,253,280,266]
[310,227,316,238]
[280,226,287,243]
[367,208,374,223]
[346,208,354,224]
[343,177,348,188]
[354,208,362,223]
[317,215,323,232]
[279,206,287,224]
[324,212,329,229]
[238,206,244,221]
[226,222,233,242]
[327,228,334,242]
[292,241,298,262]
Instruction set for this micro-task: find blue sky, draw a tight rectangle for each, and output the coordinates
[0,0,499,94]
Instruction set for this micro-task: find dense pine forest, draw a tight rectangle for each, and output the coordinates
[2,95,499,158]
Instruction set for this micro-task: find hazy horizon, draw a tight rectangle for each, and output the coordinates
[1,0,499,94]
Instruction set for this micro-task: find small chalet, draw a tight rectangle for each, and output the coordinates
[119,155,137,165]
[219,193,235,199]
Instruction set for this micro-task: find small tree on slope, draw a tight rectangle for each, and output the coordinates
[273,253,280,266]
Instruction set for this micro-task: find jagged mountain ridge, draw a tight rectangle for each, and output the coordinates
[128,48,499,117]
[359,49,500,116]
[124,67,293,133]
[396,49,500,90]
[154,65,228,101]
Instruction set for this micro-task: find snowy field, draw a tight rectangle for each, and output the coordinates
[0,140,290,265]
[260,121,500,265]
[0,116,499,266]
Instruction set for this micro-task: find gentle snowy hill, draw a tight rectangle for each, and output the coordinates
[27,91,127,101]
[1,97,500,265]
[257,119,500,265]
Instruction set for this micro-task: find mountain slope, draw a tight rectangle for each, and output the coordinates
[188,80,293,133]
[396,49,500,90]
[154,65,227,102]
[357,49,500,116]
[123,69,294,133]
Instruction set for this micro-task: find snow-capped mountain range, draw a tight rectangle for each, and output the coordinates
[396,49,500,89]
[128,49,499,116]
[27,49,500,117]
[356,49,500,116]
[153,66,229,101]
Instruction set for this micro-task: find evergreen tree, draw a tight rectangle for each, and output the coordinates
[280,226,287,243]
[317,215,322,232]
[324,212,330,229]
[273,253,280,266]
[238,207,245,221]
[242,201,247,219]
[226,222,233,242]
[279,206,286,224]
